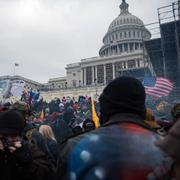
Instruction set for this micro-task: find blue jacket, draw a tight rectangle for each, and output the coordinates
[69,113,173,180]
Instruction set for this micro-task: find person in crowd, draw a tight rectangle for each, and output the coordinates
[31,131,47,152]
[82,118,95,132]
[12,101,37,141]
[59,102,65,113]
[39,125,58,166]
[68,76,173,180]
[50,113,73,147]
[171,103,180,123]
[155,101,171,121]
[63,106,75,126]
[144,108,167,136]
[156,119,180,180]
[0,110,55,180]
[72,125,83,135]
[56,119,94,179]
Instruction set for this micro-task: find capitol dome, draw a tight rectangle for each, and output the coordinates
[99,0,151,57]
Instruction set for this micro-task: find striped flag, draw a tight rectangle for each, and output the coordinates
[143,77,173,98]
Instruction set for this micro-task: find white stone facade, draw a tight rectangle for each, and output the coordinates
[63,0,153,88]
[0,0,155,100]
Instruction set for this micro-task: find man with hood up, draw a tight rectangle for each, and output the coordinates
[0,110,55,180]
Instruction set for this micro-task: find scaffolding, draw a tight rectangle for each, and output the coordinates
[158,1,180,78]
[144,1,180,101]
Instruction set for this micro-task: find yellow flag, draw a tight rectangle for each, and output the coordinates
[91,97,100,128]
[40,110,44,119]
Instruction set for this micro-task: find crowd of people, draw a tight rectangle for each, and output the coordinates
[0,76,180,180]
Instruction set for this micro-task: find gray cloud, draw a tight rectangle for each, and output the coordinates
[0,0,174,83]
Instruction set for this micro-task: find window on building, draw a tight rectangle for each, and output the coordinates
[133,31,135,37]
[124,32,126,38]
[112,34,114,41]
[140,43,143,49]
[137,31,140,37]
[127,18,129,23]
[129,43,134,51]
[137,59,140,67]
[116,33,118,40]
[119,44,122,53]
[123,62,126,68]
[86,67,92,85]
[127,60,136,68]
[106,63,113,83]
[73,73,76,77]
[135,43,139,50]
[124,43,128,52]
[97,65,104,84]
[106,49,108,56]
[114,46,118,54]
[115,62,123,77]
[120,32,122,39]
[129,31,131,38]
[115,62,123,70]
[110,36,112,42]
[72,80,76,87]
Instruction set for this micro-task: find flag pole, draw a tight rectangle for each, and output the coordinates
[13,63,19,76]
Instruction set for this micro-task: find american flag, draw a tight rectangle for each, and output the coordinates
[143,77,173,98]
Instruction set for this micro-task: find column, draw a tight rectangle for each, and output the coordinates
[84,67,87,86]
[95,65,98,84]
[117,45,120,55]
[113,63,115,79]
[92,66,94,85]
[133,43,135,51]
[127,43,130,52]
[122,44,124,53]
[135,59,138,68]
[104,64,106,85]
[81,68,83,86]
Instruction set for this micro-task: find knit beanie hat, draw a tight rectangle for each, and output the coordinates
[99,76,146,123]
[0,110,24,135]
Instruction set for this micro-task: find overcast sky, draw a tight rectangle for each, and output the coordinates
[0,0,173,83]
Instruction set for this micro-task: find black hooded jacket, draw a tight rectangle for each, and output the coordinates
[0,141,55,180]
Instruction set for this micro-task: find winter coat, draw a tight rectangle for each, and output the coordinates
[57,132,88,180]
[45,138,58,166]
[0,141,55,180]
[69,113,173,180]
[51,118,72,146]
[31,131,58,167]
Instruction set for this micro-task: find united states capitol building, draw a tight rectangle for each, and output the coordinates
[0,0,155,100]
[64,0,153,88]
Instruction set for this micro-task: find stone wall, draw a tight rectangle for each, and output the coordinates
[41,85,105,102]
